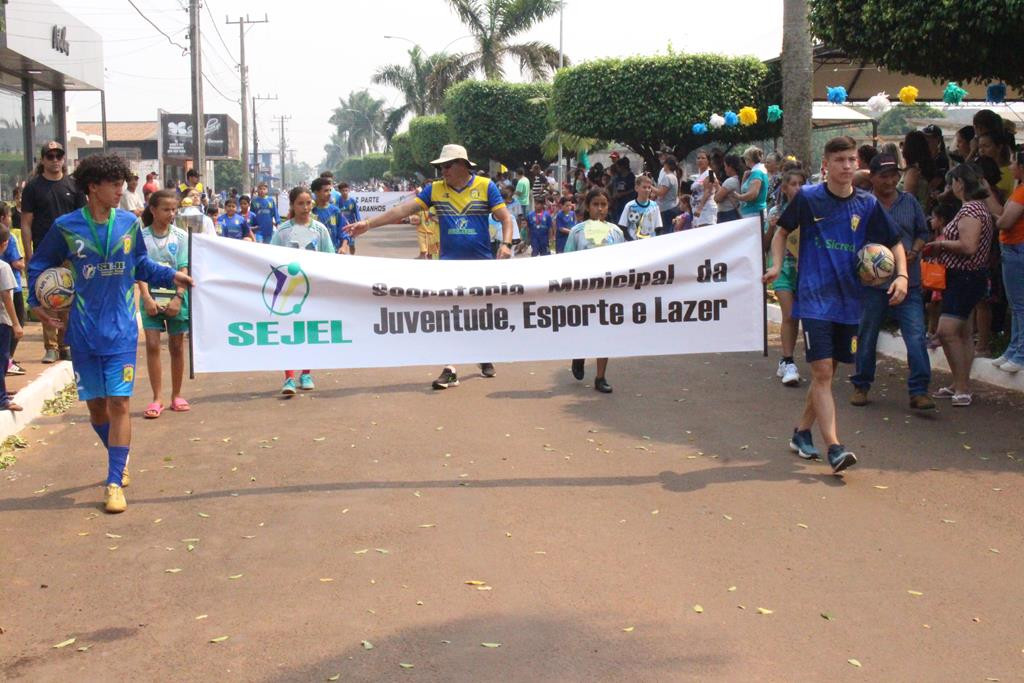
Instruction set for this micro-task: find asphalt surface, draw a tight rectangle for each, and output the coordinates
[2,225,1023,681]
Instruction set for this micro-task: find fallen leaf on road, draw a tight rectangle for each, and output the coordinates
[228,574,243,580]
[53,638,76,648]
[354,549,369,555]
[848,658,862,668]
[242,535,255,539]
[362,640,374,650]
[907,590,923,596]
[77,532,89,536]
[465,580,487,586]
[375,548,389,554]
[105,533,121,539]
[399,663,414,669]
[108,546,118,551]
[797,523,808,529]
[197,513,210,518]
[187,544,195,552]
[990,548,1000,554]
[327,675,340,681]
[821,613,833,620]
[756,607,773,615]
[195,615,208,620]
[209,636,229,643]
[153,518,162,524]
[477,586,493,591]
[418,524,435,528]
[76,645,90,652]
[181,538,200,543]
[189,437,201,442]
[651,510,659,515]
[314,437,326,442]
[942,519,956,524]
[320,578,334,582]
[728,586,737,592]
[962,444,972,450]
[165,568,182,573]
[873,485,888,490]
[481,642,501,648]
[622,626,634,632]
[693,605,704,613]
[722,514,733,521]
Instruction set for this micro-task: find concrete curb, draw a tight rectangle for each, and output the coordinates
[767,304,1024,393]
[0,361,75,441]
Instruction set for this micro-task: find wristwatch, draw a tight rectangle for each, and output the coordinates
[501,241,513,248]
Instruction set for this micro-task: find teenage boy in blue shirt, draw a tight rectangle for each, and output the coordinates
[249,182,279,243]
[335,182,361,254]
[763,136,907,474]
[311,177,349,253]
[29,154,192,512]
[554,196,576,253]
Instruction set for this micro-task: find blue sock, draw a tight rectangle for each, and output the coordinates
[92,422,110,448]
[107,446,130,486]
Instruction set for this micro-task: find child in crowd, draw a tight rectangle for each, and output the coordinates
[334,182,361,254]
[0,251,22,411]
[138,189,190,418]
[249,182,280,243]
[238,194,252,224]
[618,175,662,239]
[28,154,191,512]
[414,207,439,259]
[672,195,693,231]
[217,197,252,240]
[767,168,809,386]
[271,186,335,395]
[311,177,349,254]
[926,201,960,347]
[566,188,624,393]
[527,203,553,256]
[554,196,576,253]
[0,206,26,375]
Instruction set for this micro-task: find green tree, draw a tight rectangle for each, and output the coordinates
[444,81,550,169]
[390,132,426,179]
[321,132,348,173]
[442,0,566,81]
[339,153,393,183]
[552,54,781,171]
[408,115,452,169]
[329,90,390,157]
[372,46,472,134]
[809,0,1024,86]
[214,159,243,191]
[877,103,945,136]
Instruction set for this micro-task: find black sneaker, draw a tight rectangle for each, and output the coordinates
[571,358,585,380]
[594,378,613,394]
[6,362,25,376]
[432,367,459,390]
[58,347,71,361]
[479,363,496,378]
[827,444,857,473]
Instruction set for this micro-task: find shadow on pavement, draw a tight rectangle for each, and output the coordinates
[261,613,731,682]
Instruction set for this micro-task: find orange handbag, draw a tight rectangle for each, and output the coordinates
[921,260,946,290]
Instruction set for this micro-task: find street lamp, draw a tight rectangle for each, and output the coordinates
[383,34,474,53]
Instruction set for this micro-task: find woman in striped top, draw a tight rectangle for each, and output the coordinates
[923,163,995,406]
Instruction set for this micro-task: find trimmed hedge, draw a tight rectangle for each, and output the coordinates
[445,80,550,169]
[338,153,392,183]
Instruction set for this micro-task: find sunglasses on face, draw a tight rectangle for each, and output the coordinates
[44,152,64,160]
[440,161,458,170]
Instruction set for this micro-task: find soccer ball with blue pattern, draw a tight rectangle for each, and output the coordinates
[856,243,895,287]
[34,266,75,310]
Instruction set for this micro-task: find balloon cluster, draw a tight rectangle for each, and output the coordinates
[766,105,783,123]
[826,86,848,104]
[898,85,919,104]
[690,105,781,136]
[943,82,968,105]
[866,92,892,116]
[987,83,1007,104]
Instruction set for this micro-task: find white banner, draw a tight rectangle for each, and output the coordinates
[350,191,416,217]
[191,218,765,372]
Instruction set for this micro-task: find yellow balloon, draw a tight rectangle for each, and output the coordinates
[738,106,758,126]
[898,85,919,104]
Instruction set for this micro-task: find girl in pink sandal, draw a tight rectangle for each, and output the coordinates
[139,190,191,418]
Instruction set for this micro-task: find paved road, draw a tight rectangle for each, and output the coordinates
[2,225,1023,681]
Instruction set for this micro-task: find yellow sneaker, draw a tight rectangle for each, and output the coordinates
[104,484,127,513]
[121,468,130,487]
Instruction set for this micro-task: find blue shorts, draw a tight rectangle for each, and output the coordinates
[72,349,137,400]
[941,269,988,320]
[802,318,857,364]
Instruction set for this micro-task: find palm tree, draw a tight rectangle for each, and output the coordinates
[444,0,566,81]
[329,90,389,156]
[321,132,348,172]
[373,46,469,122]
[782,0,812,164]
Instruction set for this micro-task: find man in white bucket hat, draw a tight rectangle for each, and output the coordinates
[347,143,515,389]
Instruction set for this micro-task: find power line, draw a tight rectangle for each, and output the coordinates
[204,1,238,65]
[126,0,189,54]
[203,72,240,103]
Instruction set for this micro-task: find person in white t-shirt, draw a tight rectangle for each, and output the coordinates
[119,174,144,217]
[691,150,719,227]
[618,175,662,239]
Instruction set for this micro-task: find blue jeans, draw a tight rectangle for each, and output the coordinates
[1002,242,1024,364]
[852,286,931,396]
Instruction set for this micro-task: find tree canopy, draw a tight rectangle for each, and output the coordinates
[445,81,550,169]
[338,153,393,184]
[389,132,426,179]
[809,0,1024,86]
[408,115,452,170]
[329,90,391,157]
[372,46,469,136]
[552,54,781,170]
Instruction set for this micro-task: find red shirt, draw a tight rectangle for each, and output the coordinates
[142,180,160,198]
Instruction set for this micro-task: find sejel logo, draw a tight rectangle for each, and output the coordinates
[262,262,309,316]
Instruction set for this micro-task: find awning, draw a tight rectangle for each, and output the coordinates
[812,102,874,128]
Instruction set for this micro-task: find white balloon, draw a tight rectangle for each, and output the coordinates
[709,114,726,129]
[866,92,892,116]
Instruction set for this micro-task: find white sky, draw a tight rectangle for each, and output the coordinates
[55,0,784,166]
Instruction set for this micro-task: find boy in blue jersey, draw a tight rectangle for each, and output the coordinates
[335,182,361,254]
[249,182,279,243]
[554,196,576,253]
[346,144,514,389]
[320,171,342,206]
[763,136,907,474]
[28,155,192,512]
[527,205,553,256]
[217,198,253,240]
[311,177,349,254]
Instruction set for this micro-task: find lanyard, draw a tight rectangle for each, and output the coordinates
[82,207,116,259]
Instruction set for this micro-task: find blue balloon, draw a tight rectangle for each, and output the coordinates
[724,111,739,127]
[692,123,708,135]
[827,86,848,104]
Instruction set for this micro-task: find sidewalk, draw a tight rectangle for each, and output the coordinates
[0,321,75,441]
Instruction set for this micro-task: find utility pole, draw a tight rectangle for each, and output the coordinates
[273,115,290,188]
[251,94,277,187]
[556,1,565,185]
[225,14,268,195]
[188,0,205,184]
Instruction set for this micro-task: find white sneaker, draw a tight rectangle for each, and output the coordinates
[999,359,1023,374]
[781,362,801,387]
[992,355,1009,368]
[776,359,787,378]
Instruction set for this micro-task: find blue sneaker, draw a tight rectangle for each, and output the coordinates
[789,429,820,460]
[827,444,857,473]
[281,378,297,395]
[299,373,315,391]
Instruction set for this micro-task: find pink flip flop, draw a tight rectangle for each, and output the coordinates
[170,397,191,412]
[144,402,164,419]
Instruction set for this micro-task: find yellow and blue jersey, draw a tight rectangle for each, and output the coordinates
[217,213,251,240]
[312,203,349,248]
[415,176,505,260]
[249,196,279,238]
[27,207,177,355]
[778,184,901,325]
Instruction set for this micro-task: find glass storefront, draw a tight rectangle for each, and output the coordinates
[0,86,25,198]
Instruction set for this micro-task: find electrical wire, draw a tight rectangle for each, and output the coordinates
[203,72,240,104]
[203,0,239,65]
[126,0,190,54]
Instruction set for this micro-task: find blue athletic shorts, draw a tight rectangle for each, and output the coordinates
[802,317,857,364]
[71,349,138,400]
